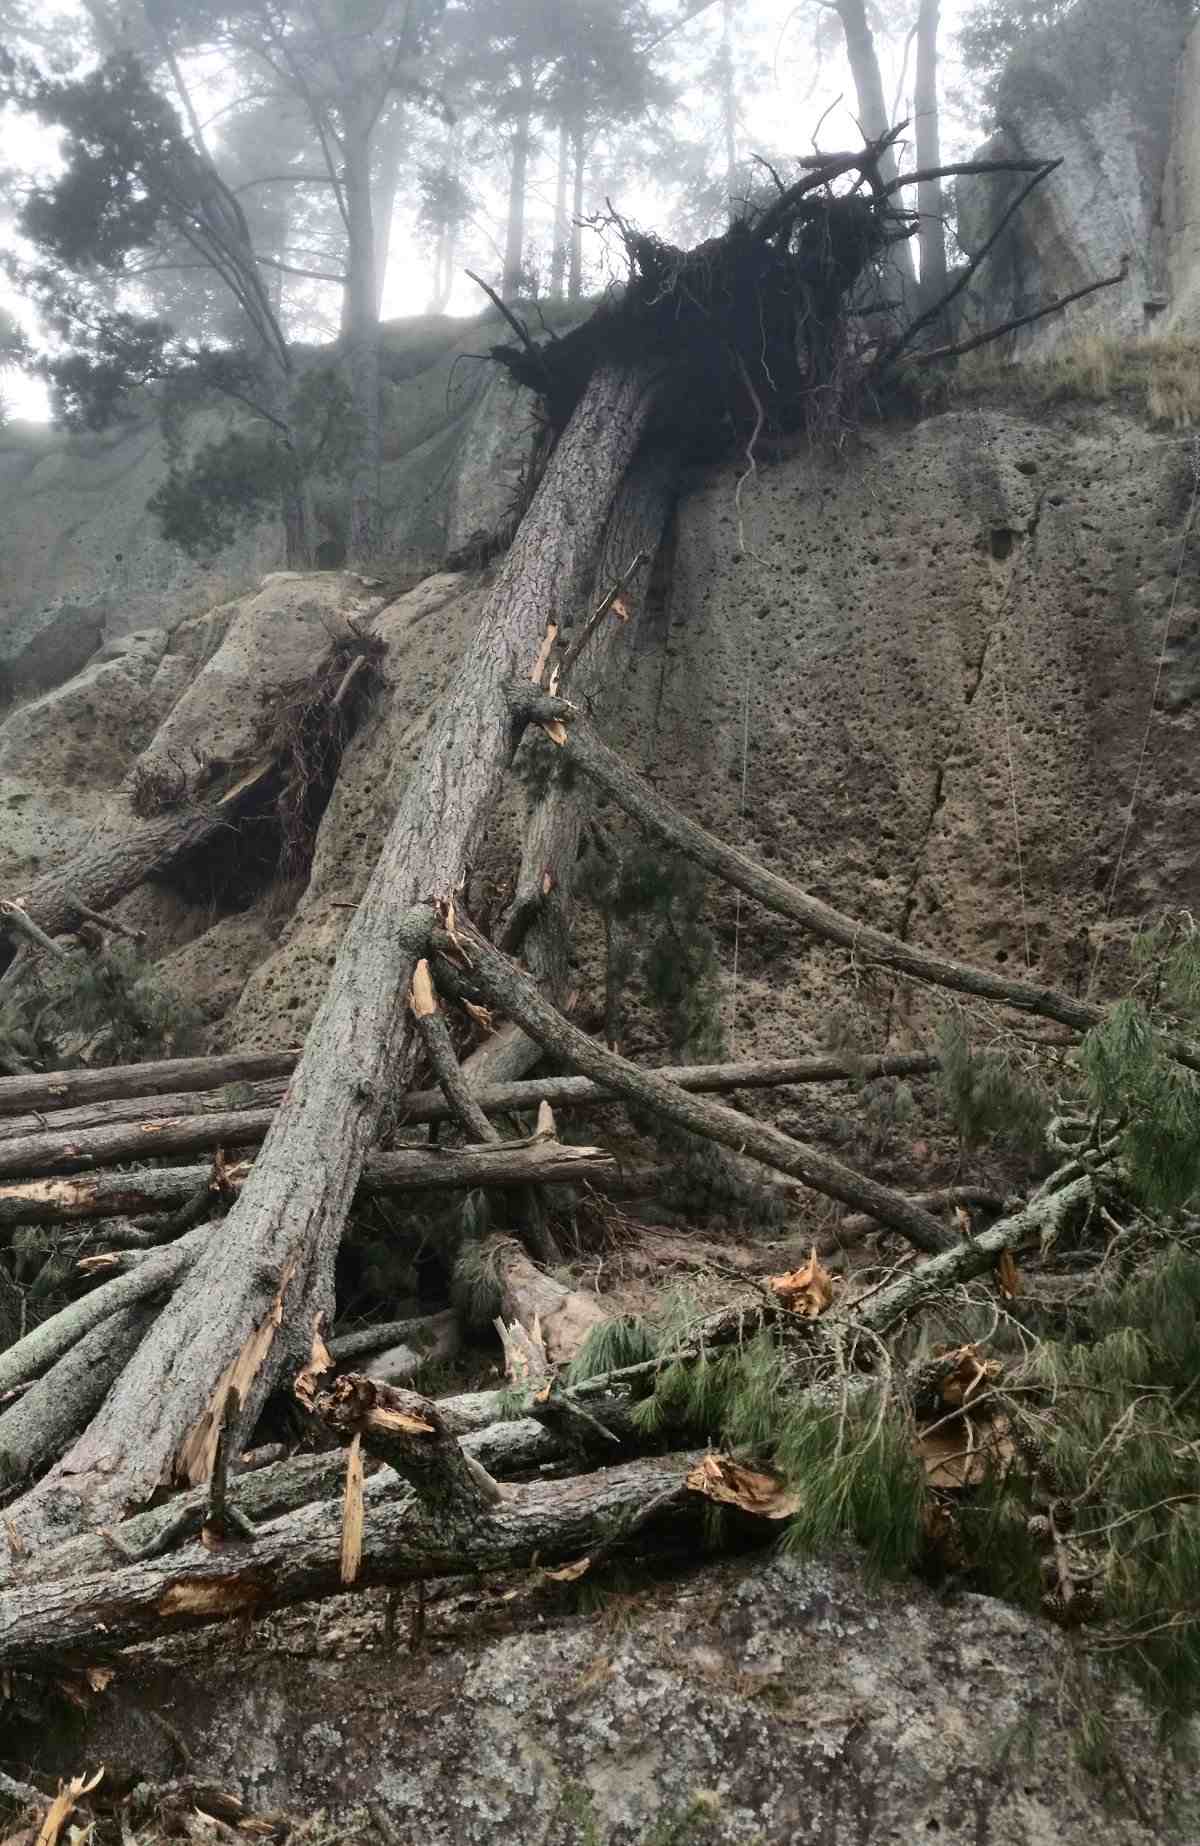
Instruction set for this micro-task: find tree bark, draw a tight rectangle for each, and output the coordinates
[0,1137,617,1230]
[0,1448,699,1667]
[461,449,678,1091]
[413,912,953,1254]
[915,0,947,319]
[0,359,661,1563]
[0,1077,290,1146]
[550,119,570,299]
[0,1303,156,1486]
[832,0,915,287]
[343,98,382,561]
[0,1050,298,1119]
[513,692,1200,1073]
[502,69,533,299]
[0,1050,937,1142]
[494,1239,608,1364]
[0,769,274,984]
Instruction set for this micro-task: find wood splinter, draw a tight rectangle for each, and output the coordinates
[313,1373,509,1526]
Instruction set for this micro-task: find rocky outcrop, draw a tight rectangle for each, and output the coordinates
[36,1552,1197,1843]
[0,311,544,708]
[955,0,1193,351]
[1163,17,1200,333]
[605,404,1199,1067]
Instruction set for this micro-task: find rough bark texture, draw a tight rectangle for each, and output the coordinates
[0,1107,278,1179]
[0,1303,155,1485]
[0,1138,616,1230]
[0,360,661,1562]
[852,1174,1096,1334]
[0,1451,699,1667]
[31,1387,581,1588]
[0,815,220,982]
[0,1051,299,1119]
[0,1052,937,1152]
[0,1226,206,1400]
[417,914,953,1253]
[518,693,1200,1070]
[463,450,678,1092]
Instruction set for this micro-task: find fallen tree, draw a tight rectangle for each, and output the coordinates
[0,126,1125,1568]
[0,1135,617,1230]
[0,1051,938,1169]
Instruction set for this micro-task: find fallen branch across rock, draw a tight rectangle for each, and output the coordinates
[506,686,1200,1073]
[0,1440,702,1668]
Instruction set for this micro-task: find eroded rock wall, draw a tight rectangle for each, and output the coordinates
[955,0,1191,351]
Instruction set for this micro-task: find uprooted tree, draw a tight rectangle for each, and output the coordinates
[5,126,1183,1741]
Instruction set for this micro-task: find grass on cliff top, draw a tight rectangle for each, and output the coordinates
[952,332,1200,429]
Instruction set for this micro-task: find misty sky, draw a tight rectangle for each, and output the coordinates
[1,0,978,420]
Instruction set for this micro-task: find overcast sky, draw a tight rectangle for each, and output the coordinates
[1,0,977,421]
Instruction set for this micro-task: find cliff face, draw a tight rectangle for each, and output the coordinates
[954,0,1199,350]
[2,394,1195,1063]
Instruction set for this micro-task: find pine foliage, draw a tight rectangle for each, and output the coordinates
[0,942,203,1072]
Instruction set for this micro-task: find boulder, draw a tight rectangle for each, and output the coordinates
[955,0,1189,352]
[39,1552,1196,1843]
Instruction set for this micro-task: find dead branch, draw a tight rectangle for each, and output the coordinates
[409,960,498,1144]
[906,262,1131,366]
[0,1049,299,1118]
[0,766,274,983]
[0,1302,156,1484]
[0,1224,207,1399]
[0,1136,617,1230]
[65,891,147,944]
[0,1447,702,1667]
[0,900,71,964]
[851,1172,1097,1334]
[403,908,952,1255]
[0,1050,938,1149]
[555,549,650,687]
[877,159,1061,366]
[506,688,1200,1073]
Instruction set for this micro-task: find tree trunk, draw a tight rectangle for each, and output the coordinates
[371,102,405,317]
[0,1448,698,1668]
[0,360,661,1563]
[462,449,677,1091]
[720,0,738,216]
[494,1239,608,1364]
[502,69,534,299]
[550,119,570,299]
[834,0,915,287]
[0,1048,936,1134]
[915,0,948,319]
[569,122,585,301]
[343,100,382,562]
[0,1137,616,1230]
[0,768,274,984]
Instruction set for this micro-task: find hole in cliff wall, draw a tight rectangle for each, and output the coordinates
[990,527,1016,560]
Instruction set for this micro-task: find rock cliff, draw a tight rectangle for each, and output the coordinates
[957,0,1200,350]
